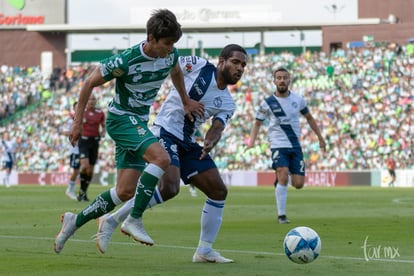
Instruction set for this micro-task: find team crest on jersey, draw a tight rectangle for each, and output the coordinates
[185,63,193,72]
[136,126,147,136]
[165,54,174,66]
[291,102,298,109]
[213,97,222,108]
[112,68,125,77]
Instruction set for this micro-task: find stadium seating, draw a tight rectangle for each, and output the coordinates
[1,43,413,173]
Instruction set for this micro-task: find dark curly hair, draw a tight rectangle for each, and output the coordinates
[219,44,247,59]
[146,9,182,42]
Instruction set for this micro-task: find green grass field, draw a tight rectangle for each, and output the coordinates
[0,185,413,276]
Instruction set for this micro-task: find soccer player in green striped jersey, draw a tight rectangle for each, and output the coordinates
[54,9,204,254]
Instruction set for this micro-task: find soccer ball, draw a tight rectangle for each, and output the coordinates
[283,226,322,264]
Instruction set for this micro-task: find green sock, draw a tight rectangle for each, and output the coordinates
[76,190,116,227]
[130,171,160,219]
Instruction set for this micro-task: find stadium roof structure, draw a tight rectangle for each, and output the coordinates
[26,18,382,33]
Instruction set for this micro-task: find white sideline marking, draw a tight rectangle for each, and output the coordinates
[392,197,414,204]
[0,234,413,264]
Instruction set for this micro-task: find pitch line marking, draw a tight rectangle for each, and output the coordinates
[392,197,414,204]
[0,235,413,264]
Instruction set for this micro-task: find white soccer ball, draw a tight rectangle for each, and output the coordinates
[283,226,322,264]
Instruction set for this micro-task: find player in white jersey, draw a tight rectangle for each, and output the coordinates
[247,67,326,224]
[1,131,18,188]
[62,101,80,200]
[95,44,248,263]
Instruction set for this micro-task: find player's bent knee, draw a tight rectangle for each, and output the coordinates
[159,184,180,200]
[208,187,228,200]
[155,156,171,171]
[292,182,305,189]
[116,187,135,201]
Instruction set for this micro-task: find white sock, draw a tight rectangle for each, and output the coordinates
[67,180,76,192]
[110,187,164,224]
[147,186,163,208]
[110,187,122,205]
[275,184,287,216]
[5,174,10,187]
[111,197,134,224]
[198,198,225,253]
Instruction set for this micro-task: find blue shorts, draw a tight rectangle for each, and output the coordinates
[157,128,216,184]
[271,147,305,176]
[69,153,80,169]
[2,161,13,170]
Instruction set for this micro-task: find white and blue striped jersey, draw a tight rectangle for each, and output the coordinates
[153,56,235,143]
[255,92,309,148]
[64,117,79,155]
[1,139,18,162]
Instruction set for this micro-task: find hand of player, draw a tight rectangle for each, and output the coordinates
[69,122,82,146]
[184,98,204,122]
[200,140,213,160]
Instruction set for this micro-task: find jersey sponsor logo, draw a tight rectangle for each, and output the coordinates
[170,144,178,154]
[265,96,286,117]
[132,74,143,82]
[181,56,198,64]
[193,83,203,95]
[159,138,167,149]
[128,64,142,75]
[149,73,158,80]
[107,57,123,69]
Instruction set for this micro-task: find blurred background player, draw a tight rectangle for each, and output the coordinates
[62,101,80,200]
[247,67,326,224]
[0,131,18,188]
[95,44,247,263]
[77,94,106,201]
[386,154,396,187]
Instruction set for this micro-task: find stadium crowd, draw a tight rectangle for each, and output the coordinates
[1,43,413,173]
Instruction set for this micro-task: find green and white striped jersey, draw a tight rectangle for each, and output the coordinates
[100,41,179,121]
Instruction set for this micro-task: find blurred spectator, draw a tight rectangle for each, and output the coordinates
[1,42,414,173]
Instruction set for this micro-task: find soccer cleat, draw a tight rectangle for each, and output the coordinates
[65,190,77,200]
[120,216,154,246]
[77,192,90,202]
[54,212,78,254]
[94,214,118,253]
[192,249,234,263]
[84,194,90,202]
[278,215,290,224]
